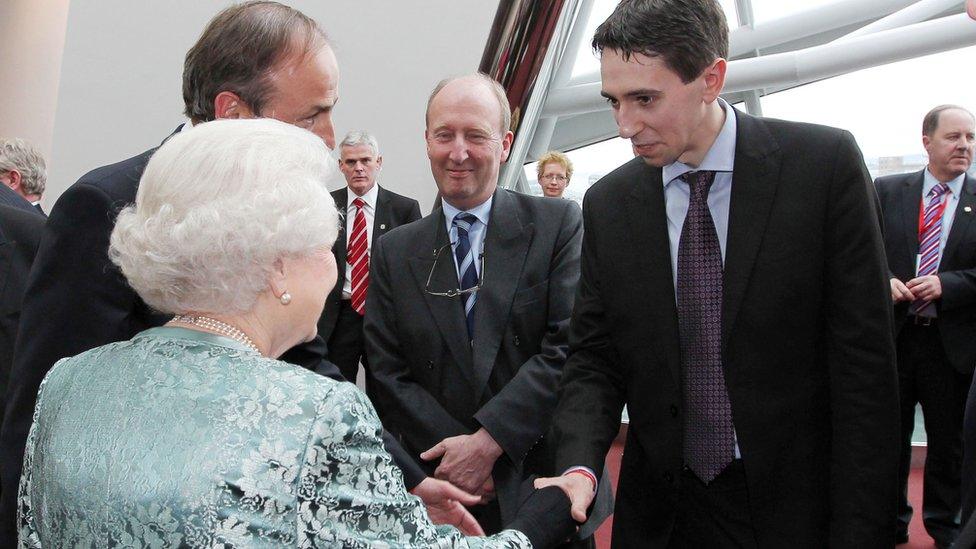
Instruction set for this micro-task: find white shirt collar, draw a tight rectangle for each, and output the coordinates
[443,194,493,228]
[347,183,379,210]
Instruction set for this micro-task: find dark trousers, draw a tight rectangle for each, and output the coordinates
[327,300,367,385]
[896,321,970,546]
[669,460,758,548]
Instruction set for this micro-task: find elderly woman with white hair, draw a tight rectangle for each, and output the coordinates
[16,119,572,548]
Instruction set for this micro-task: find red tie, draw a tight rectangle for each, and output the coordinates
[348,198,369,315]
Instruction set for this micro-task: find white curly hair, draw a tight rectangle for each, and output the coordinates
[110,118,339,315]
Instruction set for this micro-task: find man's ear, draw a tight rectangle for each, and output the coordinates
[499,131,514,163]
[214,91,256,120]
[2,170,22,191]
[701,58,727,103]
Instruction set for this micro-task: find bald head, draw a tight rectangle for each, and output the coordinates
[425,73,511,134]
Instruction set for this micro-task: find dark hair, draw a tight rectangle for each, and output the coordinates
[923,104,974,136]
[182,1,328,124]
[592,0,729,84]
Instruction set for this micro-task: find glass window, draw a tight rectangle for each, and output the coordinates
[760,45,976,180]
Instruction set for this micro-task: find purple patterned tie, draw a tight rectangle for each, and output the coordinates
[677,170,735,483]
[911,182,950,317]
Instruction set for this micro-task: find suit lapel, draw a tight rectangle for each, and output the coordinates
[372,186,392,254]
[722,112,781,348]
[899,171,925,259]
[943,175,976,266]
[471,190,533,394]
[625,166,682,386]
[407,214,478,387]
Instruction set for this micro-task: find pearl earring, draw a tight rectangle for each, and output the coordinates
[280,292,292,305]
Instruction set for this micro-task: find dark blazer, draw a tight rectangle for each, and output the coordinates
[550,111,899,548]
[0,205,44,429]
[317,185,421,344]
[875,170,976,373]
[0,185,40,217]
[366,188,610,532]
[0,129,423,545]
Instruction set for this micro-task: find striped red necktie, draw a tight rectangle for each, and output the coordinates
[348,198,369,315]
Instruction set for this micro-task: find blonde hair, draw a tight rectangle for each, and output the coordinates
[536,150,573,181]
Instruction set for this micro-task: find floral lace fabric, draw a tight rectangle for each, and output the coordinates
[18,327,530,548]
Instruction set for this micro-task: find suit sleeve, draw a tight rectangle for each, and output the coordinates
[549,196,627,476]
[364,235,471,454]
[823,131,900,546]
[472,202,584,464]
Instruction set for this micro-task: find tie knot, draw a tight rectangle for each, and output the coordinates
[353,197,366,209]
[680,170,716,197]
[930,183,950,198]
[453,212,477,233]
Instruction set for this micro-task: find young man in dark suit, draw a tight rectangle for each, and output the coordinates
[535,0,899,547]
[0,3,478,544]
[318,131,421,385]
[365,73,610,543]
[877,104,976,547]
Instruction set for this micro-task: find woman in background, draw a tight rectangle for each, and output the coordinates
[17,119,571,548]
[536,151,573,199]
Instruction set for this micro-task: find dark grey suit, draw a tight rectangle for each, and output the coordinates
[365,188,610,537]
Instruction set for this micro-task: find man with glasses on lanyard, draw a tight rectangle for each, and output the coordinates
[364,73,610,545]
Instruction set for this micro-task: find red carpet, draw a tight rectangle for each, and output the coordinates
[593,436,934,548]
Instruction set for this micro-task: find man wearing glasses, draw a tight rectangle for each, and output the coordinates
[365,73,608,543]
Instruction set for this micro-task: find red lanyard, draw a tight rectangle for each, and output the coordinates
[918,192,950,238]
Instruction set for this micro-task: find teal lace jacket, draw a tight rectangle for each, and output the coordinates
[17,327,531,548]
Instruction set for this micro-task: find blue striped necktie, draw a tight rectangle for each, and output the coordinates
[912,182,950,317]
[453,213,479,339]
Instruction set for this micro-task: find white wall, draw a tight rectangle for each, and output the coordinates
[11,1,497,213]
[0,0,70,161]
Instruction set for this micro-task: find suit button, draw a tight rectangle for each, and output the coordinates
[670,405,678,418]
[426,360,433,369]
[664,472,674,484]
[513,336,520,346]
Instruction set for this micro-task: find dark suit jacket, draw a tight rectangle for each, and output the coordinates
[0,129,423,545]
[0,185,39,217]
[0,205,44,430]
[317,185,421,344]
[550,110,899,548]
[875,170,976,373]
[365,188,611,532]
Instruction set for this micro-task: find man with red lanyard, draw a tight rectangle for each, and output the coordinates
[875,104,976,548]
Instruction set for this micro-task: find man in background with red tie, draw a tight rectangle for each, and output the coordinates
[876,104,976,548]
[319,130,422,385]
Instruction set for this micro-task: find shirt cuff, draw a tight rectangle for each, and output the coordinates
[562,466,598,492]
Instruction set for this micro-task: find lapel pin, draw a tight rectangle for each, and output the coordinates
[380,224,387,229]
[966,206,973,213]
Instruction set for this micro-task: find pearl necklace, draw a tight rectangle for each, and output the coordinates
[171,314,260,354]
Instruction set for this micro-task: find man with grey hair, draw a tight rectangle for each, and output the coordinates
[0,2,478,543]
[0,138,46,215]
[319,130,421,387]
[365,73,611,545]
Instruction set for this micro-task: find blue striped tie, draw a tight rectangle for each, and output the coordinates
[453,213,479,339]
